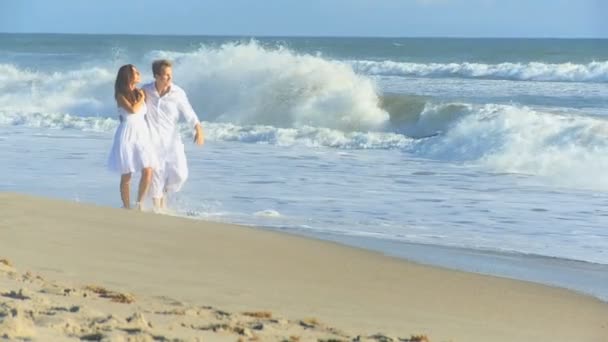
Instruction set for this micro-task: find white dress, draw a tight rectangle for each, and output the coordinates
[107,103,158,174]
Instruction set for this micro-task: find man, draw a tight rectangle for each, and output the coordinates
[143,59,204,211]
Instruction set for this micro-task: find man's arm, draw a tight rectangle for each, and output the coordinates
[178,89,204,146]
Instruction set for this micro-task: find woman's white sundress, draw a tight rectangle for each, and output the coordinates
[107,102,158,174]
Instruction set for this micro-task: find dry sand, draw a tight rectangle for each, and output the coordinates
[1,192,607,341]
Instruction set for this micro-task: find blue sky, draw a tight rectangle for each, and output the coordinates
[0,0,605,38]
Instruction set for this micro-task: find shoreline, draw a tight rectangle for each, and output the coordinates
[283,228,608,303]
[1,192,607,341]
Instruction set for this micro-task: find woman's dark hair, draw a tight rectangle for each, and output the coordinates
[114,64,142,104]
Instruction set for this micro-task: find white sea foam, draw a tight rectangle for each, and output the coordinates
[414,103,608,190]
[0,64,115,117]
[4,100,608,192]
[254,209,282,218]
[1,42,391,132]
[146,41,390,131]
[349,60,608,82]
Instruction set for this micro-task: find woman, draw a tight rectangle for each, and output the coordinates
[108,64,158,210]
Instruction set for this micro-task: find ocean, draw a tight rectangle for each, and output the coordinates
[1,33,607,300]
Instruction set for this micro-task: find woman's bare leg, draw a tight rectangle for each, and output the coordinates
[136,167,153,210]
[120,173,132,209]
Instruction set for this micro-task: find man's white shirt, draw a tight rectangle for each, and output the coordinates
[142,82,199,154]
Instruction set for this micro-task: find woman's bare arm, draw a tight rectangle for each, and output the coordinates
[116,90,145,113]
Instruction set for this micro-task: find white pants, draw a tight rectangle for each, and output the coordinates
[150,141,188,199]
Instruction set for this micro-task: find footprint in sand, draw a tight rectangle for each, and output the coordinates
[0,304,36,340]
[2,288,33,300]
[84,285,136,304]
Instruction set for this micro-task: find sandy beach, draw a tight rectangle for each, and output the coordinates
[1,192,607,341]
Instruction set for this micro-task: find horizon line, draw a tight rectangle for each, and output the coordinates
[1,31,606,40]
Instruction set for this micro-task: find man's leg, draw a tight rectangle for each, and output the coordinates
[150,163,167,211]
[153,195,166,210]
[164,142,189,194]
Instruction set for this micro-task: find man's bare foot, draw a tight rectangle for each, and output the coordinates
[135,202,144,211]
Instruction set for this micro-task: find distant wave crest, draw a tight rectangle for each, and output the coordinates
[349,60,608,82]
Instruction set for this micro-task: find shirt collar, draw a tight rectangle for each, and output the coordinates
[146,82,174,98]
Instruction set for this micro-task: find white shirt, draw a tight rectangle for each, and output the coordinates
[142,82,200,152]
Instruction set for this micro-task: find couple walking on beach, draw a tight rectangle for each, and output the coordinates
[107,60,205,211]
